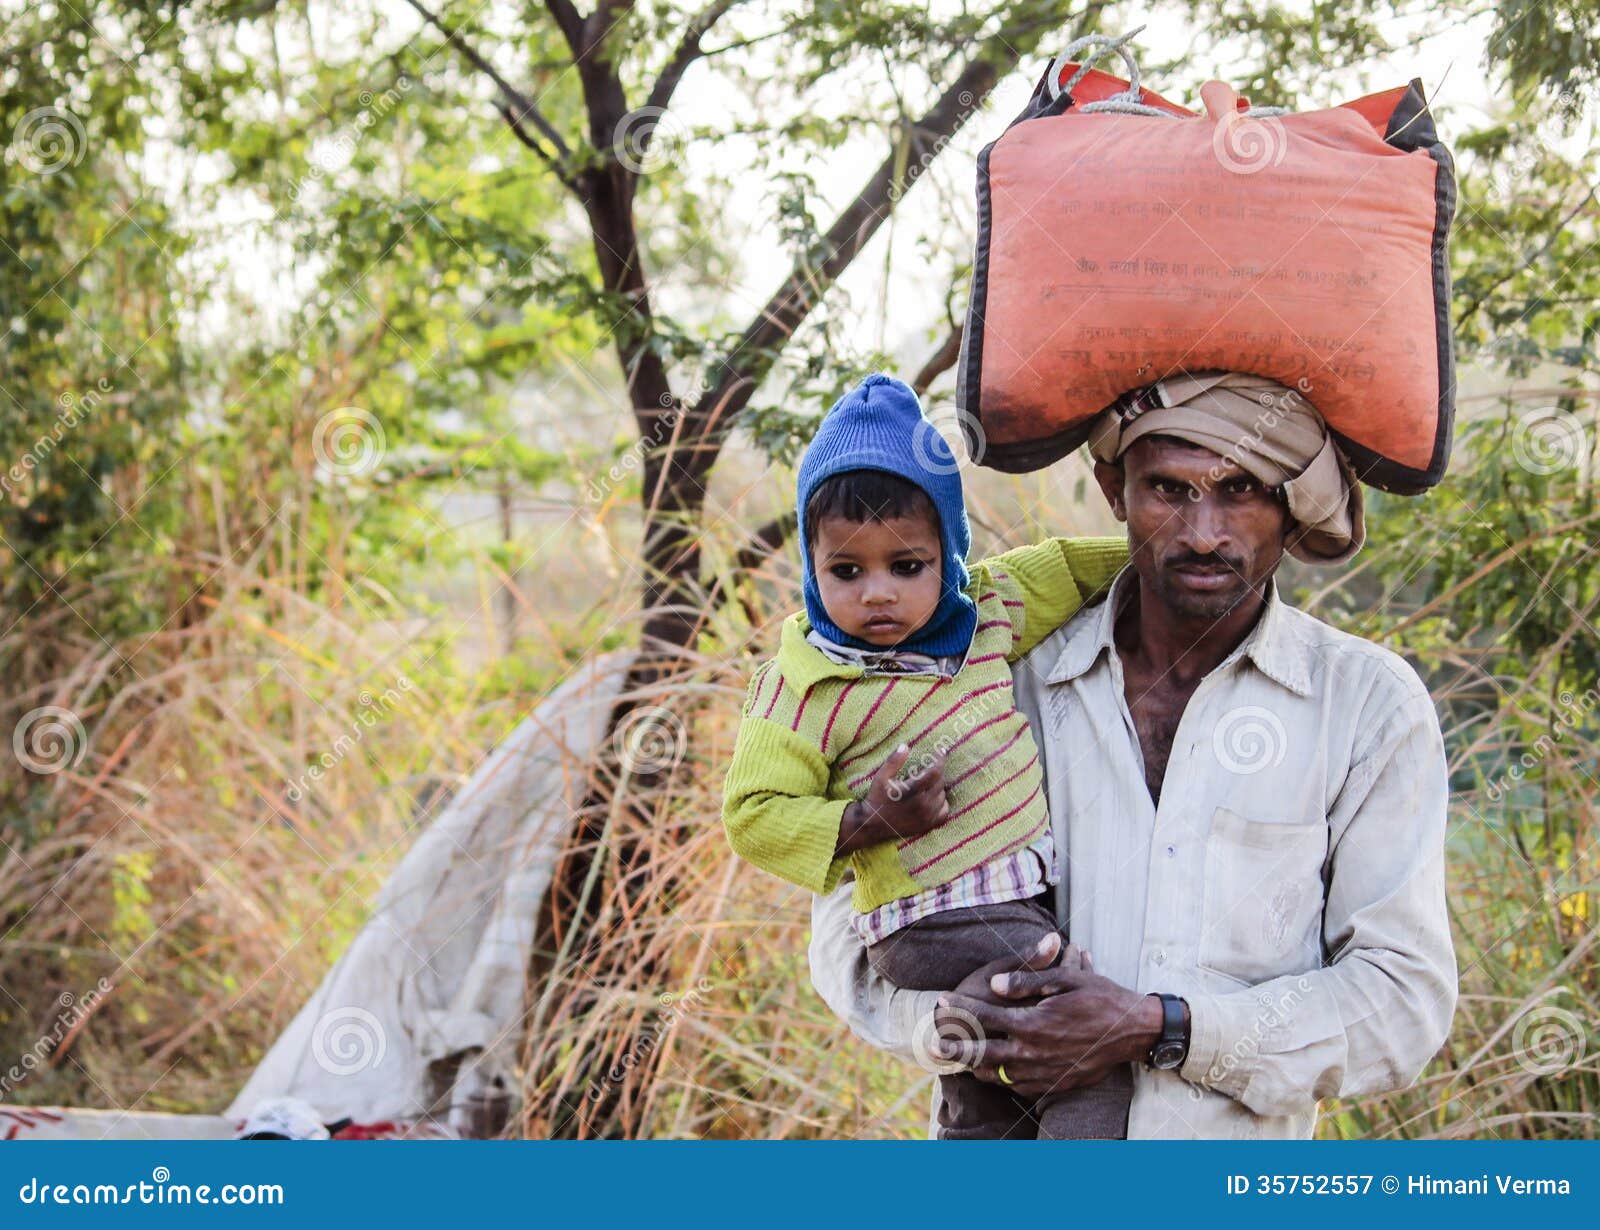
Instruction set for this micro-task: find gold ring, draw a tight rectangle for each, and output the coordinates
[996,1062,1014,1086]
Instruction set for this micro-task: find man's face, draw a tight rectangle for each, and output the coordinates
[811,513,943,646]
[1094,435,1289,622]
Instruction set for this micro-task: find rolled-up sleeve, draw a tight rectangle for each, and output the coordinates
[808,877,941,1065]
[1179,688,1458,1116]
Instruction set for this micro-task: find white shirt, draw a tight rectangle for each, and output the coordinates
[808,567,1458,1138]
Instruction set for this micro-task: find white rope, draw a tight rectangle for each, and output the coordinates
[1046,27,1292,119]
[1045,27,1147,105]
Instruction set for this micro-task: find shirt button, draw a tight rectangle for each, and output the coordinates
[1164,843,1176,858]
[1150,948,1166,966]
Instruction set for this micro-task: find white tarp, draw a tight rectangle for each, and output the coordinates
[225,652,633,1136]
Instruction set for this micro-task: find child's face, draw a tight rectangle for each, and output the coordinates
[811,513,943,646]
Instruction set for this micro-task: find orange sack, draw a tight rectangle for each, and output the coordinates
[956,57,1457,493]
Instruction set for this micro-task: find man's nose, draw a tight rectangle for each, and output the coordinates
[1179,495,1233,556]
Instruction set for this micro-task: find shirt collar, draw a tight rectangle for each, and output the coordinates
[1045,564,1313,697]
[778,612,863,692]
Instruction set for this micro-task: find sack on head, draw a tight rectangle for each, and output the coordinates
[956,49,1457,493]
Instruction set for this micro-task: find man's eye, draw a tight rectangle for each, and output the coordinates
[829,564,859,580]
[1153,479,1187,497]
[1224,478,1257,496]
[892,560,925,576]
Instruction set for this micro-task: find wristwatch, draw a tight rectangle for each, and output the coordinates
[1147,992,1190,1070]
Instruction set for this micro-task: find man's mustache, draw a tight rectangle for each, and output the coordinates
[1163,551,1246,573]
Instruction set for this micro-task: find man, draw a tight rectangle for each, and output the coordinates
[808,370,1458,1138]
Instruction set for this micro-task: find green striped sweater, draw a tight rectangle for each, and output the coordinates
[721,536,1127,913]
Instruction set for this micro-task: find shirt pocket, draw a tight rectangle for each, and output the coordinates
[1197,807,1328,987]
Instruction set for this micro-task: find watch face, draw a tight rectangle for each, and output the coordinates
[1151,1040,1186,1069]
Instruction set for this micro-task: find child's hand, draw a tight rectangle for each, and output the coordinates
[834,744,951,855]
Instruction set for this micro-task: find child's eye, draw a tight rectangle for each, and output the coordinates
[829,564,860,581]
[891,560,926,577]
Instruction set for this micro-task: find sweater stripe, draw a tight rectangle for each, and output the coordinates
[855,708,1018,793]
[819,680,858,755]
[907,783,1045,876]
[748,662,774,715]
[837,682,941,772]
[760,673,784,720]
[891,678,1011,755]
[850,677,897,745]
[946,719,1030,790]
[898,749,1038,850]
[845,682,1014,790]
[916,750,1040,842]
[790,684,813,732]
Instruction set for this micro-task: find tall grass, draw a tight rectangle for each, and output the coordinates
[0,404,1594,1138]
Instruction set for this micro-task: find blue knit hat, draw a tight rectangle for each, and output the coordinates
[795,373,977,658]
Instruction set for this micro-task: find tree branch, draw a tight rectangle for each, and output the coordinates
[644,0,747,118]
[911,323,963,396]
[705,511,797,616]
[402,0,579,190]
[544,0,586,58]
[683,2,1075,480]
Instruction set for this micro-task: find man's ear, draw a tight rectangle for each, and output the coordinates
[1092,460,1128,522]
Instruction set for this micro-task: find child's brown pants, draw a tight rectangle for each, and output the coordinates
[866,894,1134,1140]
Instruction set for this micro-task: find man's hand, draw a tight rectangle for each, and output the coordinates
[933,950,1166,1098]
[834,744,951,856]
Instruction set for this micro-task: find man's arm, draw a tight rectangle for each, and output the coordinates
[808,876,1067,1066]
[1176,688,1458,1114]
[807,876,941,1064]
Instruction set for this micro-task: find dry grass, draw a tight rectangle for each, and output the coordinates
[0,405,1594,1138]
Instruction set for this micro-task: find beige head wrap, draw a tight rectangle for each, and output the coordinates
[1086,370,1365,565]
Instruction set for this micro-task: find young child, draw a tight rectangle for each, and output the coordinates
[721,373,1132,1139]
